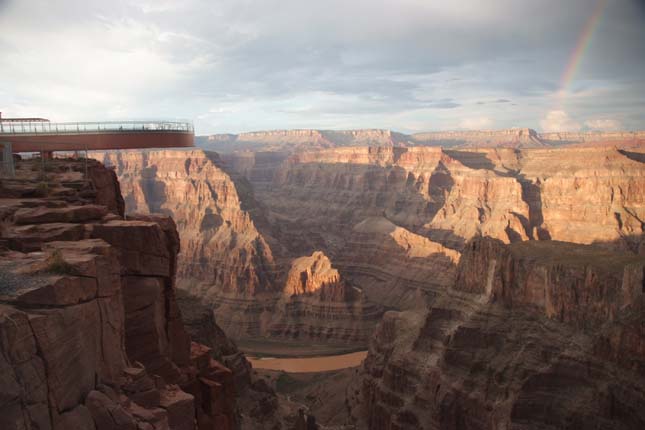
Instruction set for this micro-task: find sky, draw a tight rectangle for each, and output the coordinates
[0,0,644,135]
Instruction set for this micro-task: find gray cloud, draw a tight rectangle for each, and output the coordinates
[0,0,643,133]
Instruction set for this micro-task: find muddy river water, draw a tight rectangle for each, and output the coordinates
[247,350,368,373]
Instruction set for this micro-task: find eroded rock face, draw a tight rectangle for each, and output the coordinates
[252,146,531,312]
[257,145,644,289]
[351,237,645,430]
[263,250,378,344]
[0,158,241,430]
[96,150,276,298]
[268,146,644,249]
[93,144,644,348]
[93,149,380,346]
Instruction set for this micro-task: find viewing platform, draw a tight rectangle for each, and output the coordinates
[0,117,194,153]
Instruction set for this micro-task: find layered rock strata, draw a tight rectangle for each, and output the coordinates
[267,145,644,249]
[206,145,644,329]
[93,150,379,346]
[411,128,545,148]
[199,129,408,153]
[95,144,643,346]
[89,145,645,348]
[352,237,645,429]
[256,146,531,309]
[95,150,276,299]
[199,128,645,153]
[540,130,645,146]
[0,158,239,430]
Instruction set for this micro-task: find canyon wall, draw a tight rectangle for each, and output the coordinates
[351,237,645,429]
[242,145,643,311]
[0,158,242,430]
[94,144,643,346]
[94,149,380,346]
[98,150,277,299]
[88,142,645,352]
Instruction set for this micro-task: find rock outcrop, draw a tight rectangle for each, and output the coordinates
[442,147,645,249]
[283,251,347,299]
[265,250,378,343]
[0,157,240,430]
[351,237,645,429]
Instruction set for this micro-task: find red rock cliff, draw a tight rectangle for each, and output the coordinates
[0,158,240,430]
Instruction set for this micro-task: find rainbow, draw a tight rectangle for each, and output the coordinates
[559,0,608,94]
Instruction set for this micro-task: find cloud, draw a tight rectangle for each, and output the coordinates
[425,99,461,109]
[540,110,581,132]
[475,98,511,105]
[584,118,622,131]
[0,0,643,133]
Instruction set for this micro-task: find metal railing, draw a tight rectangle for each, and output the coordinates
[0,120,194,135]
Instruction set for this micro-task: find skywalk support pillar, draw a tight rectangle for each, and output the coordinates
[0,142,15,177]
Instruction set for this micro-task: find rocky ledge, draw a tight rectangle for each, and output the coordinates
[0,158,240,430]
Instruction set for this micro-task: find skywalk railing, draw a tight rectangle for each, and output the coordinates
[0,120,194,134]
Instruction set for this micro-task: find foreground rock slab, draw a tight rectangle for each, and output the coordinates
[0,158,240,430]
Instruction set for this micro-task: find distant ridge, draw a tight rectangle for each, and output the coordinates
[197,128,645,153]
[410,128,544,148]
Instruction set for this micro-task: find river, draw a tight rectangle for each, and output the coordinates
[247,350,368,373]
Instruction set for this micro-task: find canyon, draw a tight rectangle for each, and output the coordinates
[94,133,644,351]
[1,127,643,429]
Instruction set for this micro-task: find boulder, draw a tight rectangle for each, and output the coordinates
[159,387,195,430]
[90,221,170,277]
